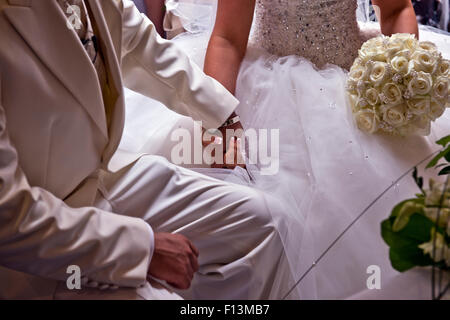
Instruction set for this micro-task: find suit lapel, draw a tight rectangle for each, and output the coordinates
[87,0,127,165]
[4,0,108,139]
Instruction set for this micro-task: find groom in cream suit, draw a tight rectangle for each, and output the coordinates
[0,0,292,299]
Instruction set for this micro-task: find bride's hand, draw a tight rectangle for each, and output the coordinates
[212,134,246,170]
[203,117,246,169]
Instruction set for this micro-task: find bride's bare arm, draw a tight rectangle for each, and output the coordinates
[373,0,419,39]
[204,0,256,94]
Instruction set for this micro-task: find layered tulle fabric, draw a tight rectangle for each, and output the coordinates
[120,1,450,299]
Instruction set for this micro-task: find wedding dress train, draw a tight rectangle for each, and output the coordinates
[119,0,450,299]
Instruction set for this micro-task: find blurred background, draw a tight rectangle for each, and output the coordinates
[132,0,450,39]
[370,0,449,31]
[407,0,449,31]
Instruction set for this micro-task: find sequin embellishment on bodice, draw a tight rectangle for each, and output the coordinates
[250,0,364,69]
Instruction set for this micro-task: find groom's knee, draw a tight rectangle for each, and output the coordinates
[238,187,280,231]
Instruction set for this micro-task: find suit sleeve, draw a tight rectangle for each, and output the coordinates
[0,75,153,288]
[119,0,238,129]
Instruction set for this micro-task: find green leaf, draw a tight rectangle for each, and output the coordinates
[389,244,435,272]
[389,248,416,272]
[412,167,424,191]
[426,147,450,169]
[389,199,422,218]
[381,213,432,248]
[382,212,437,272]
[436,135,450,148]
[438,166,450,176]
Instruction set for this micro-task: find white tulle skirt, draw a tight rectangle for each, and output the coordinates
[120,16,450,299]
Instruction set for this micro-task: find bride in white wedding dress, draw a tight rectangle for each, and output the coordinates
[120,0,450,299]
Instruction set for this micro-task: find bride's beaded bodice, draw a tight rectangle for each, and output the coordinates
[250,0,364,69]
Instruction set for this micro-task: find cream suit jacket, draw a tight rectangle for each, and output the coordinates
[0,0,238,298]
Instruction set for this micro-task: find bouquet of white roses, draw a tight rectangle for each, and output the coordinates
[347,34,449,136]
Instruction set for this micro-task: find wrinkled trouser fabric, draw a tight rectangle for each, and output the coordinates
[56,155,295,300]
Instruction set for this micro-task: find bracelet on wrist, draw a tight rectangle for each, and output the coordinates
[219,115,241,129]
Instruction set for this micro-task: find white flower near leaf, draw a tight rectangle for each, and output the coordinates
[425,179,450,208]
[424,208,450,229]
[419,229,450,267]
[382,136,450,273]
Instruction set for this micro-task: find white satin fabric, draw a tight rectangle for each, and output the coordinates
[57,155,296,300]
[121,1,450,299]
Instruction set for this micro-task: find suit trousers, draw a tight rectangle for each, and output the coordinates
[55,155,294,300]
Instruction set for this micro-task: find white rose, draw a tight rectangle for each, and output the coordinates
[390,55,409,75]
[429,99,446,120]
[360,40,387,62]
[349,66,368,83]
[354,109,379,134]
[403,37,419,51]
[418,41,438,53]
[406,96,430,115]
[411,50,437,73]
[391,33,418,50]
[369,62,388,86]
[386,39,404,58]
[381,83,403,105]
[432,77,449,102]
[355,97,370,110]
[437,59,450,77]
[362,36,385,51]
[365,88,380,106]
[382,104,407,127]
[408,71,433,96]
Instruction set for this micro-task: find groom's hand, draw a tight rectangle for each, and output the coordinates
[148,233,199,290]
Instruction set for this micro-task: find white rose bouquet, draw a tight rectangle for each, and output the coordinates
[347,34,449,136]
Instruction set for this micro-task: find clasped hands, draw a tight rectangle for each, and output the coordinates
[146,114,244,291]
[202,112,246,169]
